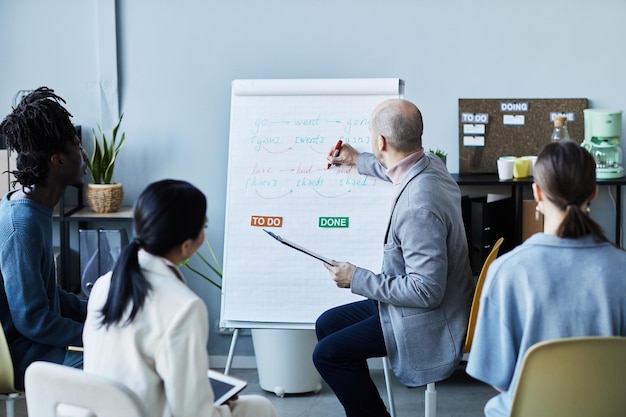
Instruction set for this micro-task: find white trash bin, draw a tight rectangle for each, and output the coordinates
[251,329,322,397]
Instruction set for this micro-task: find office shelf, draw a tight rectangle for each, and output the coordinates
[57,188,132,292]
[68,206,133,221]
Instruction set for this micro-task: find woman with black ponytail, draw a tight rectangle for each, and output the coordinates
[83,179,277,417]
[466,140,626,417]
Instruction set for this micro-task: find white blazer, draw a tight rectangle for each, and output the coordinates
[83,250,230,417]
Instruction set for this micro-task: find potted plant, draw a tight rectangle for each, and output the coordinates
[429,148,447,166]
[85,114,126,213]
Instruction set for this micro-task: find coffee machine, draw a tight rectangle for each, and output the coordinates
[581,109,624,179]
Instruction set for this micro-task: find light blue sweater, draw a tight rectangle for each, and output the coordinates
[0,192,86,389]
[466,233,626,417]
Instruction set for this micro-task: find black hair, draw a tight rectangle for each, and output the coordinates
[0,87,76,188]
[99,179,207,327]
[534,140,609,243]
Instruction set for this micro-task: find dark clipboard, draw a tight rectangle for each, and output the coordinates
[208,370,247,405]
[263,229,334,265]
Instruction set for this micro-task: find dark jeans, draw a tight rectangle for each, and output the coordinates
[313,299,391,417]
[63,350,83,369]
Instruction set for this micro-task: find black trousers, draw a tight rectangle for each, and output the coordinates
[313,299,391,417]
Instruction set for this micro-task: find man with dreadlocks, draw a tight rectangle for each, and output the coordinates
[0,87,88,390]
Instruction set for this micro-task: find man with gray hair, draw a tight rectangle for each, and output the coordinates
[313,99,473,417]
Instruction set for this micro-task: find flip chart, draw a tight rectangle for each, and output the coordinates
[221,78,403,329]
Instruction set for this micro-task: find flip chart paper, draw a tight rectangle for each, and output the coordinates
[263,229,334,265]
[221,78,402,328]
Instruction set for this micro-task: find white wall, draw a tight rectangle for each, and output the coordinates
[2,0,625,360]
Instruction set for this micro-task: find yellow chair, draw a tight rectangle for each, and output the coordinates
[382,237,504,417]
[464,236,504,355]
[0,323,25,417]
[25,361,149,417]
[509,336,626,417]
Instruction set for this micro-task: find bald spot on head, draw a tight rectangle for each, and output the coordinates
[370,99,423,153]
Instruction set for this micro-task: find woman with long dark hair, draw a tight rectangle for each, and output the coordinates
[466,140,626,417]
[83,179,277,417]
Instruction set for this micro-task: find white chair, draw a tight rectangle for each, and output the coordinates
[25,361,149,417]
[509,336,626,417]
[0,322,25,417]
[382,237,504,417]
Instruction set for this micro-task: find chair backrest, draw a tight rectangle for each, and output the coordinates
[25,361,149,417]
[0,321,17,394]
[463,237,503,353]
[509,336,626,417]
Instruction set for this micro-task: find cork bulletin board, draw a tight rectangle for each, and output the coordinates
[458,98,588,174]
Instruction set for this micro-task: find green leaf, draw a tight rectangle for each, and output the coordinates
[184,264,222,290]
[87,114,125,184]
[183,238,223,289]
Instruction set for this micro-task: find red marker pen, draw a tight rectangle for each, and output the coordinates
[327,140,343,169]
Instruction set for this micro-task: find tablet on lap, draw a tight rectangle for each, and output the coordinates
[208,369,248,405]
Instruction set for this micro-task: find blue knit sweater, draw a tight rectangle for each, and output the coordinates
[0,192,86,389]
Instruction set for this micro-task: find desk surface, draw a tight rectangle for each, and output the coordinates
[452,173,625,247]
[451,173,532,186]
[451,173,626,186]
[61,206,134,220]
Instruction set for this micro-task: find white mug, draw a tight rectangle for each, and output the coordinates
[497,157,515,180]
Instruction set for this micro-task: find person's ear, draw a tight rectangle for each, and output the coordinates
[532,182,542,203]
[377,135,387,153]
[180,238,194,259]
[588,185,599,203]
[50,152,65,167]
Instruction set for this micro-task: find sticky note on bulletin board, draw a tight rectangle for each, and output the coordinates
[458,98,588,174]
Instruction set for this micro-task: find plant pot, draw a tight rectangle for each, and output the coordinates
[86,183,124,214]
[251,329,322,397]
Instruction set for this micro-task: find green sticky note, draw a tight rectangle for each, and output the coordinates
[318,217,349,228]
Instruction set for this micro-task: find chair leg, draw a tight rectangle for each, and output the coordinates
[425,383,436,417]
[6,398,15,417]
[382,357,396,417]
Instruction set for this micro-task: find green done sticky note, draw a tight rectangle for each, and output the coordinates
[318,217,349,228]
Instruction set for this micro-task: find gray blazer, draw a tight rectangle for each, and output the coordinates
[351,152,473,387]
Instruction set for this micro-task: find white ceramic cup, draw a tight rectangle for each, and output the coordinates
[497,158,515,180]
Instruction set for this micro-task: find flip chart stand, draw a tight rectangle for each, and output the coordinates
[224,328,239,375]
[219,78,404,396]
